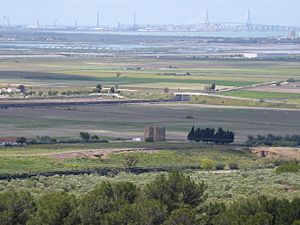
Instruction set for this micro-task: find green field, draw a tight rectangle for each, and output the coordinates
[1,59,300,91]
[0,142,263,175]
[224,90,300,100]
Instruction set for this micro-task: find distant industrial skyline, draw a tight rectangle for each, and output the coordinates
[0,0,299,27]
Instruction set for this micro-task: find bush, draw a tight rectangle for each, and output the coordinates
[200,158,215,170]
[275,162,300,174]
[124,155,138,171]
[229,163,239,170]
[215,163,226,170]
[79,132,91,142]
[145,172,207,211]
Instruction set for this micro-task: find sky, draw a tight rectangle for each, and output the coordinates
[0,0,299,27]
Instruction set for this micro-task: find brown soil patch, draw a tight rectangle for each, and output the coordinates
[47,148,160,160]
[249,147,300,160]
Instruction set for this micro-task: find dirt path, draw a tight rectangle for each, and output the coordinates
[249,147,300,160]
[3,148,160,159]
[158,103,300,111]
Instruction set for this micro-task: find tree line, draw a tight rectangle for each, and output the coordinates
[1,172,300,225]
[245,134,300,147]
[187,126,235,144]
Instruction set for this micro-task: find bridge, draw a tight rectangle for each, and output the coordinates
[196,9,300,33]
[196,22,300,32]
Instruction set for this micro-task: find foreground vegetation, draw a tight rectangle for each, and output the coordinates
[245,134,300,147]
[0,143,268,175]
[0,169,299,202]
[1,172,300,225]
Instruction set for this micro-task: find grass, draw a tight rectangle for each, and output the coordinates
[1,104,300,142]
[190,95,300,108]
[0,143,266,175]
[224,90,300,100]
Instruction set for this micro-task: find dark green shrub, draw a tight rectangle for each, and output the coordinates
[275,162,300,174]
[229,163,239,170]
[215,163,225,170]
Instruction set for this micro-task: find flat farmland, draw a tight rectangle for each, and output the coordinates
[1,59,300,91]
[0,103,299,142]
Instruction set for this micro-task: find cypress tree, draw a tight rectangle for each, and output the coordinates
[187,126,195,142]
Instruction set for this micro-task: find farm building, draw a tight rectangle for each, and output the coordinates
[0,137,19,146]
[144,126,166,142]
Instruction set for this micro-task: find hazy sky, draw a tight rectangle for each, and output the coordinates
[0,0,299,27]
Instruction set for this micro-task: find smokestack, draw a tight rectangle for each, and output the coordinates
[3,16,7,26]
[97,12,100,28]
[7,17,10,27]
[133,13,137,28]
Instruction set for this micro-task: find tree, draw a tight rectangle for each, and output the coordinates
[164,87,170,94]
[93,84,102,93]
[116,72,122,78]
[77,182,138,225]
[79,132,91,142]
[163,207,197,225]
[16,137,27,145]
[0,190,35,225]
[194,128,202,142]
[187,126,235,145]
[27,192,76,225]
[96,84,102,90]
[145,172,207,211]
[17,85,26,93]
[110,87,115,94]
[187,126,195,142]
[130,200,167,225]
[211,83,216,91]
[91,135,100,142]
[123,155,138,171]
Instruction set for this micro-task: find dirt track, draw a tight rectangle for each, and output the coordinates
[249,147,300,159]
[3,148,159,160]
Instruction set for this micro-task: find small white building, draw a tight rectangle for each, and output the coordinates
[243,53,258,59]
[0,137,18,146]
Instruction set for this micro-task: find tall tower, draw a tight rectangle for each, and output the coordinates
[246,9,252,30]
[97,12,100,28]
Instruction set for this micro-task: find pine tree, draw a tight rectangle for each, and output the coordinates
[187,126,195,142]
